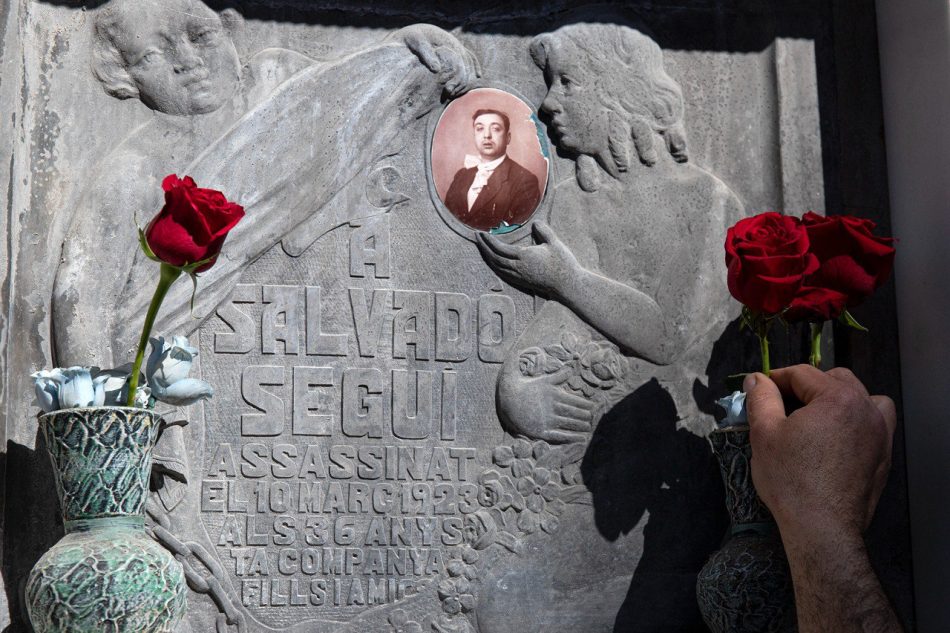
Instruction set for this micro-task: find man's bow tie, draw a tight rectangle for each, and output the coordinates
[463,154,501,171]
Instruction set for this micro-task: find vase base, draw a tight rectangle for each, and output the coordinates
[26,522,187,633]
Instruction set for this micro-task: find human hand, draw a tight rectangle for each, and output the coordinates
[744,365,896,543]
[476,221,580,297]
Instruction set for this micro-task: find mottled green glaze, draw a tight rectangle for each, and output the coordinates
[25,408,187,633]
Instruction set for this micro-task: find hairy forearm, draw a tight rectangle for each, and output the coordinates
[558,266,674,364]
[782,527,902,633]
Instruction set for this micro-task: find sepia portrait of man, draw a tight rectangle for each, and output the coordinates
[432,88,549,232]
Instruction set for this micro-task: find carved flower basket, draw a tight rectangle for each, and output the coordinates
[695,426,797,633]
[25,407,187,633]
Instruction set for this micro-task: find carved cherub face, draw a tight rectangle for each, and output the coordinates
[101,0,240,116]
[539,39,609,156]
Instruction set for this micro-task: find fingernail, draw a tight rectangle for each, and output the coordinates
[743,373,757,392]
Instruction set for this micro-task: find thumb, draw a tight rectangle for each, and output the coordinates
[532,220,555,244]
[744,372,786,432]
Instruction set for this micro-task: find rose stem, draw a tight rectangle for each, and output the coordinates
[125,263,182,407]
[759,332,771,377]
[809,322,822,368]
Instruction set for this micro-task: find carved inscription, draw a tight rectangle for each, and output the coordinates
[201,221,520,620]
[215,284,508,439]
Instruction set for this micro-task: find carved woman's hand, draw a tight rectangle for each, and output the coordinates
[398,25,480,97]
[476,221,581,298]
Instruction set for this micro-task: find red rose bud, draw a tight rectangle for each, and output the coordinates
[724,212,818,315]
[145,174,245,272]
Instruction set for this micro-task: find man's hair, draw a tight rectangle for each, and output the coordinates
[472,109,510,134]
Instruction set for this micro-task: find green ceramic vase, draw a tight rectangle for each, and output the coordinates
[25,407,187,633]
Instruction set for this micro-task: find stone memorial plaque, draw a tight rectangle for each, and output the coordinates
[0,1,914,631]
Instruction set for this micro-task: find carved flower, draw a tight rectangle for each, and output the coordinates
[578,343,625,391]
[477,478,506,508]
[518,347,546,377]
[438,577,476,615]
[431,613,477,633]
[561,461,583,485]
[510,439,534,478]
[518,347,563,377]
[462,510,498,550]
[512,466,563,534]
[447,552,478,580]
[511,438,532,459]
[516,467,560,513]
[492,445,515,467]
[389,609,423,633]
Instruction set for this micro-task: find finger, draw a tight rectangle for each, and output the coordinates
[444,79,462,97]
[476,232,522,259]
[553,414,592,432]
[744,372,787,433]
[870,395,897,442]
[553,402,593,423]
[768,364,837,404]
[826,367,868,395]
[554,390,595,409]
[474,235,513,268]
[544,429,589,444]
[488,259,518,276]
[532,220,555,244]
[404,36,440,73]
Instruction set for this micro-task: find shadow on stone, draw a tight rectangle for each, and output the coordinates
[581,379,727,632]
[2,434,62,632]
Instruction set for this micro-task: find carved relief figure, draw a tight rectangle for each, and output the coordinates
[90,24,476,368]
[56,1,474,369]
[51,6,478,631]
[55,0,313,369]
[477,22,743,442]
[471,23,743,630]
[443,109,542,231]
[92,0,242,116]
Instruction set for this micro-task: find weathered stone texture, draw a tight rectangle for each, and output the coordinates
[0,1,912,631]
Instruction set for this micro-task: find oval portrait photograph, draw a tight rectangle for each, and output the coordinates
[431,87,549,233]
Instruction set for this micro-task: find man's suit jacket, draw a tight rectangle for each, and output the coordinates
[443,156,542,231]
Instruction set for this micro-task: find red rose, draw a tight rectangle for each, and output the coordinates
[725,212,818,314]
[785,285,848,322]
[785,212,895,321]
[145,174,245,272]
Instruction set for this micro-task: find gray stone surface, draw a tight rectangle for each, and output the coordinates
[0,1,913,632]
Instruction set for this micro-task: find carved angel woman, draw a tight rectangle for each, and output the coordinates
[477,23,743,443]
[472,23,744,632]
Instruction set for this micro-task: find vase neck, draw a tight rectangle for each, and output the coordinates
[710,427,775,526]
[64,515,145,534]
